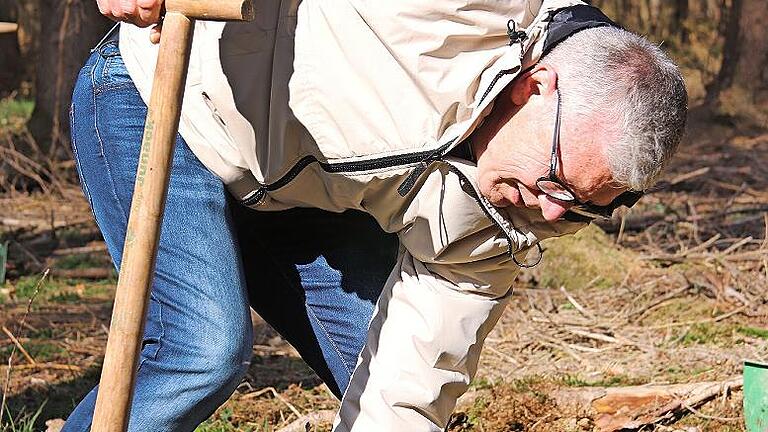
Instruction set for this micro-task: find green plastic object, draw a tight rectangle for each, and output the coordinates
[745,360,768,432]
[0,241,7,285]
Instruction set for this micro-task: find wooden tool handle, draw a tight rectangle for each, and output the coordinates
[166,0,254,21]
[90,1,253,431]
[90,13,194,432]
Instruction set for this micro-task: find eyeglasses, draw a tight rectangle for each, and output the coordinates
[535,88,580,203]
[535,88,643,220]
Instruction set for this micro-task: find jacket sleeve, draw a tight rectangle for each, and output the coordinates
[332,249,516,431]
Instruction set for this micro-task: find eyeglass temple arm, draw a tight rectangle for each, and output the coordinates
[551,88,563,171]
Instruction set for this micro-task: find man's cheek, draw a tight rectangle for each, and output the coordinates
[516,184,542,208]
[486,191,509,207]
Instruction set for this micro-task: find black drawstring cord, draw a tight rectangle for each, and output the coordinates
[506,19,528,45]
[512,242,543,268]
[91,23,120,53]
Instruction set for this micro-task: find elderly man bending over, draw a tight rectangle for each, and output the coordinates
[70,0,686,431]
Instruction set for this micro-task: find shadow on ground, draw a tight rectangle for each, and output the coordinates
[2,317,322,430]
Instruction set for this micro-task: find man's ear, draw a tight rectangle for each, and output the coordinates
[510,64,558,105]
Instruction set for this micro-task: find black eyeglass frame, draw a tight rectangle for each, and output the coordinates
[535,88,583,204]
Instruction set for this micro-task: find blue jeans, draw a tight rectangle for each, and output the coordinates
[62,33,397,431]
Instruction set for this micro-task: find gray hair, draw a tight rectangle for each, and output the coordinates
[540,26,688,190]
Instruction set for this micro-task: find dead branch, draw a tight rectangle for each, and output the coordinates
[645,305,747,329]
[0,269,49,423]
[51,243,108,256]
[52,267,115,279]
[586,377,743,431]
[0,362,83,372]
[242,386,303,419]
[1,326,36,365]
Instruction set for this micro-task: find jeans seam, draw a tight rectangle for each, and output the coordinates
[101,56,112,84]
[88,54,98,95]
[91,65,130,225]
[305,302,354,377]
[256,238,355,379]
[69,103,92,206]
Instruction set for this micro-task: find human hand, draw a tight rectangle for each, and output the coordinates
[96,0,164,44]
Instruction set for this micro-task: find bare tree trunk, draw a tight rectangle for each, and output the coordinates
[705,0,768,127]
[27,0,110,159]
[0,0,20,94]
[16,0,39,87]
[0,34,20,95]
[674,0,689,44]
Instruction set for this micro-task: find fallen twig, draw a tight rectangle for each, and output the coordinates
[51,244,108,256]
[52,267,115,279]
[485,345,521,365]
[560,285,594,320]
[669,167,710,185]
[0,362,83,372]
[646,305,747,329]
[1,326,35,365]
[682,402,740,422]
[629,283,692,324]
[643,378,743,426]
[275,410,336,432]
[242,386,303,419]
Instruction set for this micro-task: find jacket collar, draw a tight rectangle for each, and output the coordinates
[541,4,620,56]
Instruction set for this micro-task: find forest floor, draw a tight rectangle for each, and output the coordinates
[0,100,767,431]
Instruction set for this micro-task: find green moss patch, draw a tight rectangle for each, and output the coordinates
[530,225,640,291]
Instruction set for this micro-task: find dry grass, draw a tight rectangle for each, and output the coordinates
[4,123,764,432]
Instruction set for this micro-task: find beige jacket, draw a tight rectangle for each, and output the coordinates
[120,1,614,429]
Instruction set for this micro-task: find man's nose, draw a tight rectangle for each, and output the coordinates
[538,194,572,221]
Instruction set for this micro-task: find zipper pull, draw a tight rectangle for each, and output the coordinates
[241,187,267,207]
[202,91,227,126]
[397,163,428,197]
[397,146,448,197]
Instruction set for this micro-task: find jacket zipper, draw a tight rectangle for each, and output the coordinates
[243,24,531,207]
[241,140,456,206]
[476,24,528,106]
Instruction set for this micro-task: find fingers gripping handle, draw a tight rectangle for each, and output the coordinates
[166,0,255,20]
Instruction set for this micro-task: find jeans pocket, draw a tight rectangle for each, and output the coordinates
[92,40,133,94]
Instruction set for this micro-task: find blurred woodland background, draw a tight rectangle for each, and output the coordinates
[0,1,767,431]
